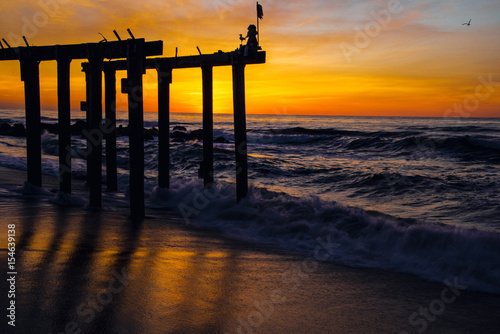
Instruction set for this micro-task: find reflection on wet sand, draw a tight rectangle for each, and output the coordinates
[5,198,500,334]
[12,203,244,334]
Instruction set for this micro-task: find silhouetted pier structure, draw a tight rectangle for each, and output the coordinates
[0,38,266,219]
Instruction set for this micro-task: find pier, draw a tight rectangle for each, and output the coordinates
[0,38,266,219]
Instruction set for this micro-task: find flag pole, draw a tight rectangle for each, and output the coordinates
[257,1,260,46]
[256,1,263,46]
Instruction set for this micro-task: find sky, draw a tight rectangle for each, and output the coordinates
[0,0,499,117]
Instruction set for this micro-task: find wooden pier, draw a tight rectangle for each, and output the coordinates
[0,38,266,219]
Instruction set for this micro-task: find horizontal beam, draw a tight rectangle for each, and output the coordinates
[0,49,17,60]
[0,39,163,61]
[101,51,266,71]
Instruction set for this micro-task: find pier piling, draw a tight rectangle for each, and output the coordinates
[104,63,118,192]
[157,63,171,189]
[125,39,146,219]
[85,47,104,209]
[19,52,42,188]
[56,48,72,194]
[232,63,248,201]
[202,65,214,189]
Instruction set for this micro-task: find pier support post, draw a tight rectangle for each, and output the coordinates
[124,39,146,219]
[202,65,214,189]
[84,47,103,209]
[157,63,171,189]
[232,63,248,201]
[20,53,42,187]
[104,64,117,192]
[56,49,72,194]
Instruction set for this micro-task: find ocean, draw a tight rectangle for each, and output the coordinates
[1,109,499,295]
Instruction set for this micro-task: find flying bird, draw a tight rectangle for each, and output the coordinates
[462,19,471,26]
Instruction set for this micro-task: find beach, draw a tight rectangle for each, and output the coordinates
[1,0,499,332]
[1,166,500,334]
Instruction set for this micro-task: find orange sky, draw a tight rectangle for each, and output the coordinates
[0,0,499,117]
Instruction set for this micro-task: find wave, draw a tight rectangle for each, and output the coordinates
[247,127,500,163]
[249,134,332,145]
[255,130,500,162]
[264,127,424,139]
[249,125,498,149]
[390,135,500,162]
[431,125,500,134]
[248,127,423,147]
[150,181,500,295]
[267,127,364,137]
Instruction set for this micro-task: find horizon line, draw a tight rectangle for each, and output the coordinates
[0,106,499,119]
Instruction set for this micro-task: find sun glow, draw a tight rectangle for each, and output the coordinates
[0,0,499,117]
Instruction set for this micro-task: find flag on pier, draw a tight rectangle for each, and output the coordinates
[256,2,263,45]
[257,2,264,19]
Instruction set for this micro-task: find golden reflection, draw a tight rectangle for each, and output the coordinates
[248,153,276,159]
[119,235,241,333]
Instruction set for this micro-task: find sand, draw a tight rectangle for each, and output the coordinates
[1,166,499,334]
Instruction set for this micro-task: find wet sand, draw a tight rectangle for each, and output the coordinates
[1,166,499,334]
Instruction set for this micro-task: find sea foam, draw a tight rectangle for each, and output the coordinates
[150,179,500,295]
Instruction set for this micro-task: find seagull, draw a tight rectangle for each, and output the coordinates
[462,19,471,26]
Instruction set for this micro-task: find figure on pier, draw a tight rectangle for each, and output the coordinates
[241,24,259,57]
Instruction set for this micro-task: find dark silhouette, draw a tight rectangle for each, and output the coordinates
[0,37,265,216]
[127,28,135,39]
[243,24,259,56]
[113,29,122,41]
[98,32,107,43]
[2,38,11,48]
[462,19,471,26]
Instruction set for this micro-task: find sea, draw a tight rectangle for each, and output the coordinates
[1,108,499,295]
